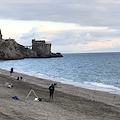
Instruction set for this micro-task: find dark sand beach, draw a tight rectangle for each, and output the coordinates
[0,68,120,120]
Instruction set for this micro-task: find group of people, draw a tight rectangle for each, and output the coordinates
[16,76,23,80]
[10,67,57,101]
[10,67,23,80]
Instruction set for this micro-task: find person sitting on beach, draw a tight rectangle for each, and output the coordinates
[7,83,13,88]
[16,76,23,80]
[49,84,55,101]
[10,67,13,76]
[20,76,23,80]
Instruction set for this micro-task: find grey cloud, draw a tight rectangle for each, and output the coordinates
[17,25,120,53]
[0,0,120,29]
[19,27,102,46]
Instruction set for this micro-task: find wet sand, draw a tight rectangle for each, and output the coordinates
[0,68,120,120]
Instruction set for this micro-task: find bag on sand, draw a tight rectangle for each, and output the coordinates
[34,97,42,101]
[12,96,19,100]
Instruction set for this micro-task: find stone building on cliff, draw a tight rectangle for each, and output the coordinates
[0,29,63,60]
[32,39,51,57]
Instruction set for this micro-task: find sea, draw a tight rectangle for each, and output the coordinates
[0,52,120,94]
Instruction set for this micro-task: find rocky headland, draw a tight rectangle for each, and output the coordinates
[0,30,63,60]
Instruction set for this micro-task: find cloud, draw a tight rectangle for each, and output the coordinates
[0,0,120,53]
[0,0,120,29]
[17,25,120,53]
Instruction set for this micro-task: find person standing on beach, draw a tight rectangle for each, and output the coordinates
[10,67,13,76]
[49,84,55,101]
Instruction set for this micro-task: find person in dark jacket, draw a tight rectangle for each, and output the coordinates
[10,67,13,76]
[49,84,55,101]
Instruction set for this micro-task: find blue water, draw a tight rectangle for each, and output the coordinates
[0,52,120,93]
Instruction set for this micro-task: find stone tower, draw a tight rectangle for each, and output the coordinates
[0,29,2,40]
[32,39,51,57]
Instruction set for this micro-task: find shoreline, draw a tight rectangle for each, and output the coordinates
[0,68,120,106]
[1,66,120,96]
[0,68,120,119]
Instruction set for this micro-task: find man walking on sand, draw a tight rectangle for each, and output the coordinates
[49,84,55,101]
[10,67,13,76]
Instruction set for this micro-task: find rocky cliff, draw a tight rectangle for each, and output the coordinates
[0,39,63,60]
[0,39,37,60]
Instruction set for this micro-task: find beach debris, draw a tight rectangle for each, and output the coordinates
[34,97,42,102]
[38,97,42,101]
[12,96,19,100]
[26,89,42,101]
[34,97,39,101]
[26,89,38,99]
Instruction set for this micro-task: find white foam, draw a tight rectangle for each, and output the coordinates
[83,82,120,94]
[18,71,120,95]
[1,67,120,95]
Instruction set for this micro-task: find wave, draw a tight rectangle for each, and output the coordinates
[18,70,120,95]
[83,82,120,94]
[0,53,120,95]
[1,66,120,95]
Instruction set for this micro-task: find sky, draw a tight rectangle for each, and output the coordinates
[0,0,120,53]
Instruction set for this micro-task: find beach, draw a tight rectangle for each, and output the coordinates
[0,68,120,120]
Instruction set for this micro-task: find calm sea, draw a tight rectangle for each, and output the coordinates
[0,52,120,94]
